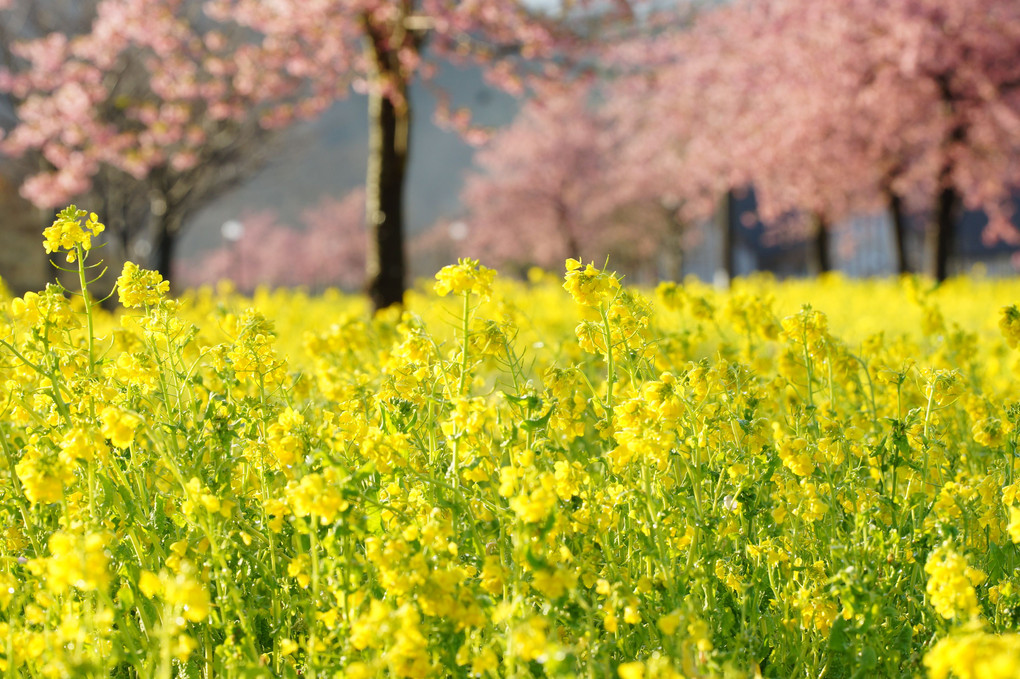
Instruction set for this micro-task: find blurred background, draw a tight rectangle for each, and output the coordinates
[1,0,1019,305]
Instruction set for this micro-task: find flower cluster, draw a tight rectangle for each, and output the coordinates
[434,258,496,299]
[924,626,1020,679]
[1000,304,1020,349]
[925,544,986,620]
[116,261,170,308]
[41,205,105,262]
[4,217,1020,677]
[563,258,620,307]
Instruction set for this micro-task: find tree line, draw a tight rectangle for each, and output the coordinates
[2,1,1019,309]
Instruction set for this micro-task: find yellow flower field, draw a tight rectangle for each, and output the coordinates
[2,208,1020,678]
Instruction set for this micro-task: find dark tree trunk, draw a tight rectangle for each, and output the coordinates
[363,17,413,313]
[364,82,409,311]
[717,190,736,285]
[554,199,580,260]
[149,210,181,291]
[670,246,684,282]
[886,190,910,274]
[928,185,960,282]
[660,201,685,282]
[813,212,831,274]
[928,74,964,283]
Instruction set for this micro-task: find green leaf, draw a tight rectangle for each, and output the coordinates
[828,616,850,653]
[521,408,553,432]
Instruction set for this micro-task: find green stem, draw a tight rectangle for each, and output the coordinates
[0,334,73,424]
[599,304,616,420]
[802,326,814,412]
[258,463,283,673]
[0,426,44,555]
[75,244,96,373]
[922,384,935,441]
[0,337,46,375]
[1009,436,1016,489]
[451,291,471,486]
[459,290,471,396]
[309,515,321,673]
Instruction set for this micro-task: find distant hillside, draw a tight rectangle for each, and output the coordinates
[179,63,518,258]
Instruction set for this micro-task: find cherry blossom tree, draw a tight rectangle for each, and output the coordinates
[601,58,698,280]
[2,0,639,307]
[459,87,614,269]
[627,0,1020,279]
[0,0,295,284]
[211,0,644,309]
[456,83,679,280]
[593,8,763,281]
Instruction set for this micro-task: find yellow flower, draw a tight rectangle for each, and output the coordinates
[10,286,77,330]
[42,206,106,261]
[163,569,212,622]
[434,258,496,299]
[777,436,814,477]
[285,467,350,523]
[266,407,305,469]
[925,626,1020,679]
[511,617,549,662]
[138,570,162,598]
[11,292,40,325]
[104,352,159,393]
[343,661,376,679]
[925,544,985,620]
[618,661,645,679]
[288,554,311,589]
[227,309,288,389]
[575,320,609,355]
[38,530,112,594]
[173,634,198,661]
[116,261,170,308]
[471,648,499,676]
[1008,506,1020,543]
[563,258,620,307]
[658,612,681,636]
[1000,305,1020,349]
[0,573,16,610]
[923,369,963,406]
[531,567,577,600]
[480,556,505,596]
[688,617,714,652]
[15,445,72,505]
[99,406,142,448]
[58,426,107,465]
[508,473,558,524]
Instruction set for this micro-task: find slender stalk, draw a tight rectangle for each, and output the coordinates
[451,290,471,486]
[308,515,321,674]
[599,303,616,419]
[922,384,935,441]
[459,290,471,396]
[75,244,96,373]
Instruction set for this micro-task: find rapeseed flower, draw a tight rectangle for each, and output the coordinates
[434,258,495,299]
[116,262,170,308]
[925,626,1020,679]
[999,305,1020,349]
[563,258,619,307]
[7,206,1020,677]
[925,544,985,620]
[42,206,105,262]
[98,405,141,448]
